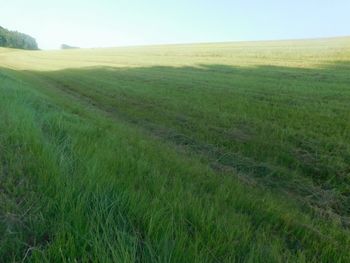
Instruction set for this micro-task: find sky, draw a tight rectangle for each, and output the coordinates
[1,0,350,50]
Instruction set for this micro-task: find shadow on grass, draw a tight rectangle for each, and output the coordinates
[1,61,350,218]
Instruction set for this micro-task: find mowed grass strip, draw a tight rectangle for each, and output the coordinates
[1,37,350,262]
[34,61,350,217]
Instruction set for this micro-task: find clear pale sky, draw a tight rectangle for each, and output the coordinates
[2,0,350,50]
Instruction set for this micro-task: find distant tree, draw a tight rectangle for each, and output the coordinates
[61,44,79,50]
[0,26,38,50]
[0,35,6,46]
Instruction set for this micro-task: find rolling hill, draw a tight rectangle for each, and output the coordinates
[1,37,350,262]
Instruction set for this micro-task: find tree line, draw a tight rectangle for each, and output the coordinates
[61,44,79,49]
[0,26,38,50]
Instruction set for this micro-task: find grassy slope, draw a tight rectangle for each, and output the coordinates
[1,37,350,262]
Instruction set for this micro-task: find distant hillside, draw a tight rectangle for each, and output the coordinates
[0,26,38,50]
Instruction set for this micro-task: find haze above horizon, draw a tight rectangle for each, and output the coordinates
[2,0,350,50]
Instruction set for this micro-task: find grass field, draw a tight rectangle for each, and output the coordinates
[1,37,350,262]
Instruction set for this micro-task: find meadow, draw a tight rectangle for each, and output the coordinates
[1,37,350,262]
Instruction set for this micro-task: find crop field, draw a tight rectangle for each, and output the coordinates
[1,37,350,262]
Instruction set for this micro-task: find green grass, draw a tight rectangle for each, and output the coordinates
[1,37,350,262]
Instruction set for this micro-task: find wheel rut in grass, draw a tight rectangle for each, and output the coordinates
[22,70,350,223]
